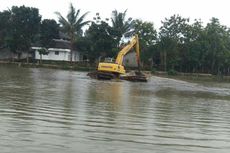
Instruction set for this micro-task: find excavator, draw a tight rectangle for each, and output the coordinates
[87,34,147,82]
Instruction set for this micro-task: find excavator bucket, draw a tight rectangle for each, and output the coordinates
[120,71,148,82]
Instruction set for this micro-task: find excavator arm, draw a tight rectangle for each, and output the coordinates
[115,34,140,67]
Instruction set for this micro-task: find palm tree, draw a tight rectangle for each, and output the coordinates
[55,3,90,63]
[111,10,134,44]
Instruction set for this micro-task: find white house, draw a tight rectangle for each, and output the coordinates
[32,39,82,62]
[32,47,81,62]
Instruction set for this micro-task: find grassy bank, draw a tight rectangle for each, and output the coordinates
[153,71,230,82]
[0,60,96,72]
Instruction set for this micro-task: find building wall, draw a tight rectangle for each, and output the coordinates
[35,49,81,62]
[35,50,69,61]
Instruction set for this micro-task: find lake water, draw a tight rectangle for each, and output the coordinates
[0,65,230,153]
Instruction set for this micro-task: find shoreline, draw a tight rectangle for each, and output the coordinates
[0,60,95,72]
[1,61,229,82]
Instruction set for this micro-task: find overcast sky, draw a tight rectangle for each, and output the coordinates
[0,0,229,29]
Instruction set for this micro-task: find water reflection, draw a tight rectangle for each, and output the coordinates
[88,81,123,108]
[1,66,230,153]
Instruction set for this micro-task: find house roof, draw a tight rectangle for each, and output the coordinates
[51,39,71,49]
[49,48,70,52]
[32,38,71,48]
[31,47,42,50]
[31,47,71,52]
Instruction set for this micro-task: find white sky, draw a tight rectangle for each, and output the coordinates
[0,0,230,30]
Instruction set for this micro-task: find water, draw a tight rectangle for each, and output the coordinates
[0,65,230,153]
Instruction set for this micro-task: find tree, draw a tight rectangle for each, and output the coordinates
[40,19,59,48]
[182,19,206,72]
[111,10,134,45]
[84,13,116,63]
[133,19,157,68]
[37,19,59,63]
[204,18,230,74]
[55,3,90,63]
[6,6,41,61]
[0,11,11,48]
[37,48,48,64]
[158,14,189,71]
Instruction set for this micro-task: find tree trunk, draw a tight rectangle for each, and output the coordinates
[26,53,29,64]
[17,52,21,61]
[11,52,15,62]
[211,59,216,74]
[160,51,164,71]
[40,54,42,64]
[164,51,167,71]
[70,39,73,64]
[70,49,73,64]
[150,58,153,70]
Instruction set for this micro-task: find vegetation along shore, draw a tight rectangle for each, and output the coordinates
[0,3,229,77]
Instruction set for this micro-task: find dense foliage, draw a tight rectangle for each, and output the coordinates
[4,6,41,59]
[157,16,230,75]
[0,4,229,75]
[0,11,10,48]
[40,19,59,48]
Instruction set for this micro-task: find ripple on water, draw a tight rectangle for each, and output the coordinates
[0,67,230,153]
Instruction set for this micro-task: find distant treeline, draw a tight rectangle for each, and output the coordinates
[0,4,229,75]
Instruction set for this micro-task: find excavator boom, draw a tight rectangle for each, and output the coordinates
[115,34,140,66]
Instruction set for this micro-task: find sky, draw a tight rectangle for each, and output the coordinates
[0,0,230,30]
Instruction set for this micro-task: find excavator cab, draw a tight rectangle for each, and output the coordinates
[103,57,115,63]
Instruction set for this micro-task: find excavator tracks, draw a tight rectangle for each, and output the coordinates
[87,71,116,80]
[87,71,148,82]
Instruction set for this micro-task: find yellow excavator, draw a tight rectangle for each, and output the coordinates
[88,34,147,82]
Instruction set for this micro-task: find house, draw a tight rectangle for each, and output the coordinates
[32,39,83,62]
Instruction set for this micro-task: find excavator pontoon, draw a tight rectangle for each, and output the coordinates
[87,34,147,82]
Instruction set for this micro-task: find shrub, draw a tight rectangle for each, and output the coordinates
[167,69,177,75]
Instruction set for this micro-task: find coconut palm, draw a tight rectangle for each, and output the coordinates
[55,3,89,62]
[111,10,134,44]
